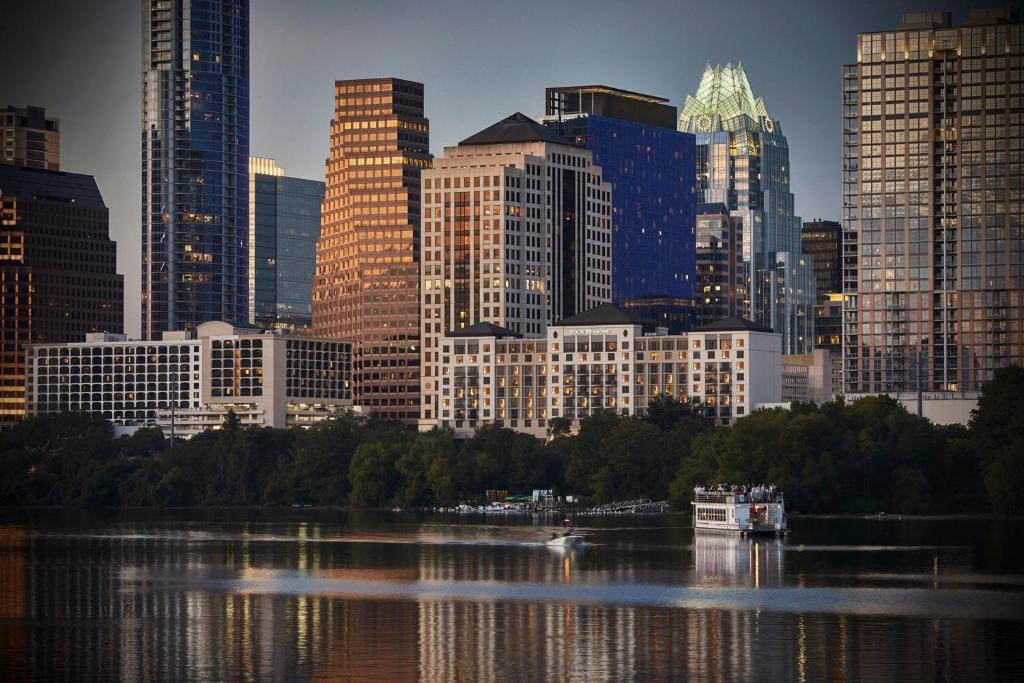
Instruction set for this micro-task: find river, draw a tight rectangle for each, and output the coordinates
[0,511,1021,681]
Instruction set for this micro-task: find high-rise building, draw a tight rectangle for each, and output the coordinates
[312,78,430,422]
[1,106,60,170]
[695,202,745,327]
[0,165,124,425]
[249,157,324,331]
[141,0,250,340]
[418,113,612,427]
[802,219,843,353]
[680,63,816,354]
[842,8,1022,394]
[541,85,696,308]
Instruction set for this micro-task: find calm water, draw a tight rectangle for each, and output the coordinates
[0,511,1022,681]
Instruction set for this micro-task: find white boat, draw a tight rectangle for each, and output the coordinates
[692,487,787,536]
[546,534,585,548]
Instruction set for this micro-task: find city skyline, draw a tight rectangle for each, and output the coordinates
[0,0,987,337]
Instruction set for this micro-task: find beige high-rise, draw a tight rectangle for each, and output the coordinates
[312,78,430,422]
[0,106,59,171]
[842,9,1022,395]
[418,113,613,427]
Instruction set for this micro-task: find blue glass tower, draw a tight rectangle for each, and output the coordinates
[141,0,249,339]
[543,86,696,328]
[251,170,324,331]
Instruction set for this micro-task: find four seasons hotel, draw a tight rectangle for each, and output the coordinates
[312,78,431,422]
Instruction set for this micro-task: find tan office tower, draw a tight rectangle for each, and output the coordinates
[313,78,430,422]
[1,106,60,171]
[842,9,1022,395]
[418,113,612,427]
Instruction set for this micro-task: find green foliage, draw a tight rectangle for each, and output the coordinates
[667,395,989,514]
[971,366,1024,515]
[2,363,1018,515]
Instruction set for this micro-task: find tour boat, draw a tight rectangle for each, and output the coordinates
[692,486,787,536]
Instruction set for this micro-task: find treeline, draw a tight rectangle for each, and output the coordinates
[1,366,1021,515]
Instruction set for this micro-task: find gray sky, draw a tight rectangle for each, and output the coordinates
[1,0,985,336]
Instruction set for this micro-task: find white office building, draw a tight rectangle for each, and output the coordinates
[25,321,353,438]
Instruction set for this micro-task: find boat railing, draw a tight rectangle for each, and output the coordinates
[694,493,748,504]
[694,492,784,504]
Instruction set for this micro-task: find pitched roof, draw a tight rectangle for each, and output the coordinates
[695,316,774,333]
[554,303,646,327]
[680,62,770,122]
[446,321,522,338]
[460,112,570,147]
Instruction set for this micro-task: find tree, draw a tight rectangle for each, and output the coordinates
[970,365,1024,514]
[348,442,402,507]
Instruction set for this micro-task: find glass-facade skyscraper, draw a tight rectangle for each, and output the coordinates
[843,9,1022,395]
[542,86,696,311]
[141,0,249,339]
[249,157,324,331]
[680,63,815,354]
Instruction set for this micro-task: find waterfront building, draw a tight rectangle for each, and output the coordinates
[312,77,430,423]
[680,63,815,354]
[141,0,250,339]
[695,202,745,327]
[0,165,123,425]
[25,321,353,438]
[418,113,612,426]
[541,85,696,307]
[842,8,1023,396]
[1,105,59,170]
[428,303,781,437]
[249,157,324,331]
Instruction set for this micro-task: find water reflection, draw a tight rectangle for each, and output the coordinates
[693,533,784,588]
[0,515,1022,681]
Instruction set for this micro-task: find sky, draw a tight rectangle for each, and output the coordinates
[1,0,987,337]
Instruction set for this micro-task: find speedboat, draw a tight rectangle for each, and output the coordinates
[546,534,585,548]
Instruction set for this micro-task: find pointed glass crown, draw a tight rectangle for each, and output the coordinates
[680,63,770,122]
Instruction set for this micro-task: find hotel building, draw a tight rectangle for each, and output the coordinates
[312,77,430,422]
[426,304,781,437]
[0,165,124,425]
[680,63,816,354]
[842,9,1022,395]
[418,113,612,426]
[25,321,352,438]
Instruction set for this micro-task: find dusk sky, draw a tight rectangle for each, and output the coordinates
[2,0,983,336]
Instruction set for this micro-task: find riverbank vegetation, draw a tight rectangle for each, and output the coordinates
[1,366,1020,515]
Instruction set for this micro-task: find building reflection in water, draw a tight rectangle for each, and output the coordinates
[0,520,1017,681]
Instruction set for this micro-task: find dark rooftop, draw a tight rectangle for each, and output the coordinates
[554,303,647,327]
[446,321,522,338]
[545,85,670,104]
[460,112,570,147]
[696,202,729,215]
[0,165,105,209]
[695,317,774,333]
